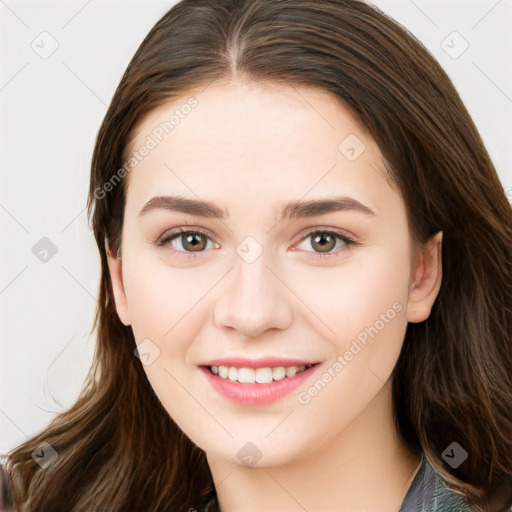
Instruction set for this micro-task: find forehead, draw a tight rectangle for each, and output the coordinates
[129,79,367,157]
[123,79,394,218]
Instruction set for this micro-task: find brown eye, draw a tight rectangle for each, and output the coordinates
[295,228,358,259]
[157,228,219,256]
[310,232,337,253]
[180,232,207,252]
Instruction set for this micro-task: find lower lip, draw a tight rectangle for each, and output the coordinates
[199,365,320,406]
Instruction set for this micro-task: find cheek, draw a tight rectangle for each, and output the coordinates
[290,244,411,345]
[123,251,211,343]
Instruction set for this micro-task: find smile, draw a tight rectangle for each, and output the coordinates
[210,364,314,384]
[200,362,320,406]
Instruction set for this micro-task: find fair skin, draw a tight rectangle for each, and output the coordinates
[106,78,442,511]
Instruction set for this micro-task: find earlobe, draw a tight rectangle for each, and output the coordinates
[406,231,443,323]
[105,238,131,326]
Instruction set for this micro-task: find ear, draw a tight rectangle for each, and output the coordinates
[105,238,131,326]
[406,231,443,323]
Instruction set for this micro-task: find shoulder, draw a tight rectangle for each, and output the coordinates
[1,460,20,512]
[191,489,219,512]
[399,457,471,512]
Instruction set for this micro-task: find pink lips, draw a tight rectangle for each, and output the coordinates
[199,359,320,406]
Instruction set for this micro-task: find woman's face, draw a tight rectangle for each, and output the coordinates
[107,79,442,467]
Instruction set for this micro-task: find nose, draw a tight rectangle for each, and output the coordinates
[212,251,293,338]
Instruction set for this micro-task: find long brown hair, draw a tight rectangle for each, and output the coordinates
[4,1,511,510]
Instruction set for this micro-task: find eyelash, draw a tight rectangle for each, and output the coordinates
[154,226,360,260]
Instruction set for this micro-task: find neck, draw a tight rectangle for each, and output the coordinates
[207,381,421,512]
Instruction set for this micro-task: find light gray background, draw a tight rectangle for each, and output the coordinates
[1,0,511,455]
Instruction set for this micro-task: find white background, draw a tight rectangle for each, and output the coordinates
[1,0,511,455]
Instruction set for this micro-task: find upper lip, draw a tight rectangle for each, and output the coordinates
[201,357,320,368]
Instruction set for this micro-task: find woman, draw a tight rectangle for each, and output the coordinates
[2,0,511,510]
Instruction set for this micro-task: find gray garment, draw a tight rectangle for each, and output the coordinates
[398,456,470,512]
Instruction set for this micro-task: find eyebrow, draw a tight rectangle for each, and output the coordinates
[138,195,376,219]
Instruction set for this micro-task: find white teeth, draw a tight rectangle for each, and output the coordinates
[255,367,273,384]
[210,364,313,384]
[237,367,255,383]
[272,366,286,381]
